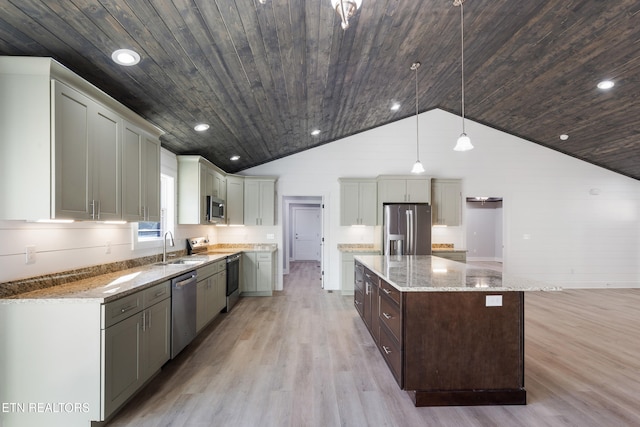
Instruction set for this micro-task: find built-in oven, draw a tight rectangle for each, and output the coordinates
[225,254,240,312]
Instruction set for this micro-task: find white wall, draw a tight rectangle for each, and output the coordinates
[242,108,640,289]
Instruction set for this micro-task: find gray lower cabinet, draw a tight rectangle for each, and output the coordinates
[341,251,380,295]
[196,260,227,332]
[241,251,275,296]
[102,280,171,419]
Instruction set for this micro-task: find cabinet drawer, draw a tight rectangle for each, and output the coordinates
[143,280,170,307]
[364,268,379,287]
[257,252,271,262]
[379,326,402,387]
[198,263,218,279]
[215,259,227,273]
[379,279,401,305]
[103,292,142,328]
[354,289,365,317]
[379,295,401,343]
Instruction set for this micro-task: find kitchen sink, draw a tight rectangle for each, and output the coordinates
[155,258,205,266]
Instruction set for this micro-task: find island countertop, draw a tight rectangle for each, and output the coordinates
[354,255,560,292]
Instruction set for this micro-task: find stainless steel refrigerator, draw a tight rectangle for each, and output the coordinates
[383,203,432,255]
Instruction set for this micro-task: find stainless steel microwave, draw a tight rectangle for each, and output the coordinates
[206,196,225,223]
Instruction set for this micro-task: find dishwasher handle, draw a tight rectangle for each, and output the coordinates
[174,273,196,288]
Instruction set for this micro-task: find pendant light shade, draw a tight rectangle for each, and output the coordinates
[453,0,474,151]
[331,0,362,30]
[410,62,425,174]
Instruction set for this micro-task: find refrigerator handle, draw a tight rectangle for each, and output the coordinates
[406,209,413,254]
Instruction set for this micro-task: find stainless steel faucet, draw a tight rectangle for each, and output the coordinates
[163,231,175,263]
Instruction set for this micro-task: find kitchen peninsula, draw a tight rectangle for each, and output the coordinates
[354,255,559,407]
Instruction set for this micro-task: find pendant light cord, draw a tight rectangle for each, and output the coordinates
[460,1,466,134]
[415,63,419,160]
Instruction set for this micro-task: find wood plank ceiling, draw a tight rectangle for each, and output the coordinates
[1,0,639,178]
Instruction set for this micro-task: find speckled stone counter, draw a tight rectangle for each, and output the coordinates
[354,255,560,292]
[0,252,236,303]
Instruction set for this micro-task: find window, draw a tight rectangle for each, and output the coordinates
[132,173,175,249]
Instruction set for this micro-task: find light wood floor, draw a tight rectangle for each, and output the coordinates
[106,262,640,427]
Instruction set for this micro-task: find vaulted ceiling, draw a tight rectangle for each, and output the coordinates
[1,0,639,178]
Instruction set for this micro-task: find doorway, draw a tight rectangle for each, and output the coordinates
[282,196,324,288]
[465,197,503,269]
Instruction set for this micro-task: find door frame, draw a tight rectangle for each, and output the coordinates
[282,195,325,288]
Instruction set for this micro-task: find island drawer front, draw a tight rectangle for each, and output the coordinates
[379,325,402,387]
[143,280,171,307]
[364,268,379,288]
[354,289,365,317]
[379,279,400,305]
[379,294,401,343]
[102,292,143,328]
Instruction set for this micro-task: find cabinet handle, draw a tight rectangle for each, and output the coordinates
[382,312,392,320]
[154,290,165,297]
[120,305,135,314]
[142,311,146,331]
[382,288,391,295]
[382,346,392,355]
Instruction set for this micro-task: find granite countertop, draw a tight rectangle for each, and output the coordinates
[354,255,560,292]
[1,252,238,304]
[337,244,381,253]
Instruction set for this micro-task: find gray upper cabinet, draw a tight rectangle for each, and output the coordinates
[122,121,161,222]
[0,57,162,221]
[177,155,227,224]
[431,179,462,226]
[225,175,245,225]
[339,178,377,226]
[244,177,276,226]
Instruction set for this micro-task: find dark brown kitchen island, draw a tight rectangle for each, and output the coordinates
[354,255,559,407]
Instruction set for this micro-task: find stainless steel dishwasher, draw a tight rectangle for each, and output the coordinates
[171,270,197,358]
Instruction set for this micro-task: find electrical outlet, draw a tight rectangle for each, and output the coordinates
[106,241,111,254]
[25,245,36,264]
[485,295,503,307]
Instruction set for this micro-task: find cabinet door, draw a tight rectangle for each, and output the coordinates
[226,176,244,225]
[432,179,461,226]
[103,312,142,418]
[241,252,257,293]
[258,180,275,225]
[122,123,143,221]
[340,182,360,225]
[359,181,377,226]
[144,298,170,378]
[244,180,260,225]
[256,256,272,292]
[53,81,92,219]
[405,179,430,203]
[91,103,121,220]
[142,135,161,222]
[378,179,407,203]
[196,279,208,331]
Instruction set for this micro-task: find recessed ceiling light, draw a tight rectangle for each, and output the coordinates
[230,155,240,161]
[391,103,401,111]
[559,134,569,140]
[311,129,321,136]
[194,123,210,132]
[597,80,614,90]
[111,49,140,66]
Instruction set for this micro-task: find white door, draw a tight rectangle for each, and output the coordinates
[293,207,321,261]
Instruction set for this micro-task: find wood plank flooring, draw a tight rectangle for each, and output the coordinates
[106,262,640,427]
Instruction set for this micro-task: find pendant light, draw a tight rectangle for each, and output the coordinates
[331,0,362,30]
[410,62,425,174]
[453,0,474,151]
